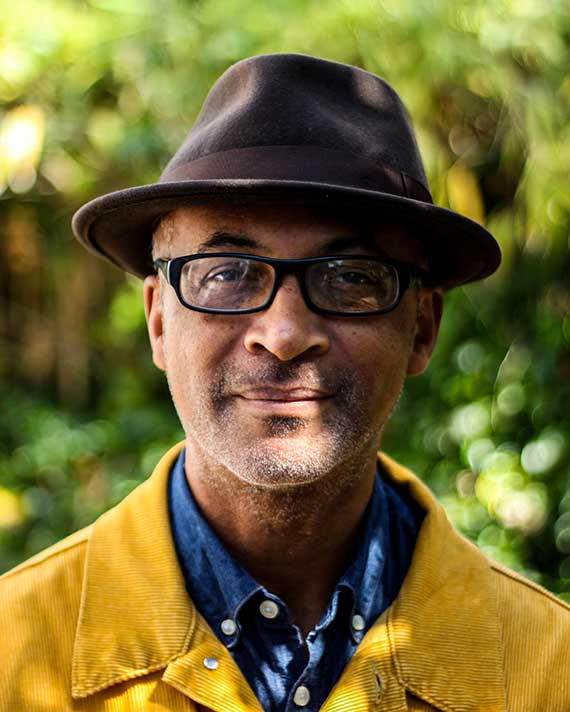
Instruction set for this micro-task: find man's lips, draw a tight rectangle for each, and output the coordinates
[232,387,333,416]
[236,387,332,401]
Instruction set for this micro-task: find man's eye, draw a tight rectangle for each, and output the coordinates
[211,268,243,282]
[335,270,377,285]
[324,267,381,288]
[204,262,249,283]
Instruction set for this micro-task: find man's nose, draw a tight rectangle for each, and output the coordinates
[243,276,330,361]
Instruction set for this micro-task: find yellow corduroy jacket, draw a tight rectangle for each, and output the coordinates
[1,442,569,711]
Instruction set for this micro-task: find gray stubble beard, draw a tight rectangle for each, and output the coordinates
[179,360,397,495]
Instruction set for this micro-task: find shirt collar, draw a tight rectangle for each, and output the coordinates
[170,448,400,646]
[333,471,388,643]
[169,449,263,646]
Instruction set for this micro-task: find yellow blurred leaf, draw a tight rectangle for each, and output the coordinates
[0,487,26,529]
[446,162,485,225]
[0,105,45,191]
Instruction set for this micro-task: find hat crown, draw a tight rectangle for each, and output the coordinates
[162,53,429,190]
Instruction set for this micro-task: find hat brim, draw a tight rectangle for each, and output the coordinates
[72,179,501,288]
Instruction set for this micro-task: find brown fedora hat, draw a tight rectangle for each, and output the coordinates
[72,53,500,287]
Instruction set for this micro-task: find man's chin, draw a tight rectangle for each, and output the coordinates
[217,434,352,489]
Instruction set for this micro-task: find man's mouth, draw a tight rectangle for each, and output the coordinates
[233,386,333,415]
[237,387,331,401]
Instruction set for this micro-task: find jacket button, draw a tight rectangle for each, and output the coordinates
[203,657,219,670]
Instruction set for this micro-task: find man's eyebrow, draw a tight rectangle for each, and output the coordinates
[196,231,268,252]
[195,230,382,255]
[319,234,378,254]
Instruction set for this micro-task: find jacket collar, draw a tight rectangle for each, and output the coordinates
[71,442,191,698]
[72,441,263,710]
[72,444,506,711]
[361,453,507,712]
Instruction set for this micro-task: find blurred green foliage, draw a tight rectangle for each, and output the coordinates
[1,0,569,600]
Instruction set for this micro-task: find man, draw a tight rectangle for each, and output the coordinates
[1,54,568,711]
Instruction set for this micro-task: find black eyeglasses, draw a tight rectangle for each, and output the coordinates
[153,253,422,316]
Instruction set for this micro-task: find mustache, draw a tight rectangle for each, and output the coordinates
[211,362,353,398]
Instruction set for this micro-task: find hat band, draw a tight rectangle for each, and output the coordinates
[161,145,432,204]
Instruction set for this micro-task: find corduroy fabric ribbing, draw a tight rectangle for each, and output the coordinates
[1,442,569,711]
[492,562,570,711]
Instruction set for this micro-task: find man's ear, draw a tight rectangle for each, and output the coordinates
[407,288,444,376]
[143,275,166,371]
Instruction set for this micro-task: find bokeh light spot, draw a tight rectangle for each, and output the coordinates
[521,430,565,475]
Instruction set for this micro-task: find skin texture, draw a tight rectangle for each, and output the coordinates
[144,203,443,635]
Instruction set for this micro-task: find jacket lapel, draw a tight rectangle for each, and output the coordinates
[71,442,261,711]
[71,442,194,698]
[359,454,507,712]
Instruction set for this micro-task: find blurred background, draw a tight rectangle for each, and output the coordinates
[1,0,569,599]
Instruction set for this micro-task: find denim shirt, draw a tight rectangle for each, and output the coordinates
[169,450,422,712]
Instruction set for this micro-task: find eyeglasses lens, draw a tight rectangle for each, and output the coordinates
[307,259,399,312]
[179,256,399,313]
[180,257,274,310]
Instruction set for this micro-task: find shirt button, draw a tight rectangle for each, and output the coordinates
[203,657,219,670]
[220,618,237,636]
[259,599,279,619]
[352,613,365,631]
[293,685,311,706]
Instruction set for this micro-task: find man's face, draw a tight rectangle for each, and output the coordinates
[144,204,442,489]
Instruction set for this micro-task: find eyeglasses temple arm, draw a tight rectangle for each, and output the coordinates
[153,259,170,283]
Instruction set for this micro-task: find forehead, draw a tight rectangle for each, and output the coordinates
[153,202,427,265]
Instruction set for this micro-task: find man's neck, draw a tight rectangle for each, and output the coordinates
[184,442,378,636]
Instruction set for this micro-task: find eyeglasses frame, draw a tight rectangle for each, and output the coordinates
[153,252,423,317]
